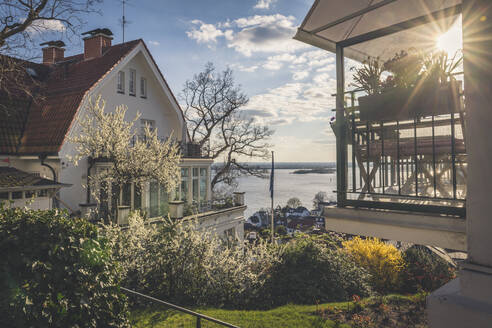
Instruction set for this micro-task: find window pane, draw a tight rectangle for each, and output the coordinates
[129,69,136,95]
[0,192,8,200]
[193,168,198,177]
[133,183,141,210]
[159,184,169,216]
[200,168,207,201]
[140,77,147,97]
[12,191,22,199]
[193,179,198,202]
[181,179,188,202]
[122,183,132,206]
[149,181,159,217]
[37,189,48,197]
[25,190,35,198]
[117,71,125,92]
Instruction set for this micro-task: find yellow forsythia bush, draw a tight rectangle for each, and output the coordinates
[343,237,404,293]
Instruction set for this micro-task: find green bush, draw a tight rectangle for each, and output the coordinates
[401,246,456,293]
[0,207,129,327]
[265,237,372,306]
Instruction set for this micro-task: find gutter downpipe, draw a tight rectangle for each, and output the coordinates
[39,154,58,208]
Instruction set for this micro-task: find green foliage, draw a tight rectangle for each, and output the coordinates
[383,50,423,89]
[275,225,287,236]
[0,207,129,327]
[265,237,372,306]
[350,57,384,95]
[343,237,404,293]
[401,246,456,293]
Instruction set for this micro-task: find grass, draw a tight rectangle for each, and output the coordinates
[131,294,428,328]
[131,302,353,328]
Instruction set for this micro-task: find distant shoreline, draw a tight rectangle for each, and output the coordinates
[291,168,336,175]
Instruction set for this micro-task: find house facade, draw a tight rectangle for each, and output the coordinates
[0,29,245,241]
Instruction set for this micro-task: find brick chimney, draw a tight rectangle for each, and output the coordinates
[40,41,65,65]
[82,28,113,60]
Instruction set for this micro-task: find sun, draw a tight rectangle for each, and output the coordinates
[436,20,462,56]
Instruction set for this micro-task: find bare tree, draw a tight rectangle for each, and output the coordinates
[182,62,274,190]
[0,0,100,109]
[312,191,327,210]
[286,197,302,209]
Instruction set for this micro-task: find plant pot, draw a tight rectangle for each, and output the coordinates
[358,81,461,122]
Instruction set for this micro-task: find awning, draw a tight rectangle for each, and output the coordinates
[294,0,462,62]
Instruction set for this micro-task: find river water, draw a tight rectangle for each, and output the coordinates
[236,169,337,219]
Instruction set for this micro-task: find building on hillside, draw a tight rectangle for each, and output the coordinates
[295,1,492,326]
[0,28,245,241]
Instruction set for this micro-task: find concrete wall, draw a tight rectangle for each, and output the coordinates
[188,206,246,242]
[323,206,466,251]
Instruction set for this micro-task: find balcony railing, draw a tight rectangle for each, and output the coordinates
[183,197,236,217]
[332,75,466,217]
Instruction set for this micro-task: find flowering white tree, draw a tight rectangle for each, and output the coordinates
[69,96,181,221]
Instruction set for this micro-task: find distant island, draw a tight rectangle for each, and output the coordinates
[292,168,336,174]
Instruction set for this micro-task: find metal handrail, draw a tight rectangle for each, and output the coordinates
[121,287,240,328]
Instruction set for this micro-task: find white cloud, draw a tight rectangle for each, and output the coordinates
[230,63,259,72]
[186,14,308,57]
[254,0,277,9]
[316,65,335,72]
[27,19,65,34]
[262,60,283,70]
[243,73,337,127]
[293,71,309,80]
[228,16,308,56]
[148,40,160,46]
[186,20,224,44]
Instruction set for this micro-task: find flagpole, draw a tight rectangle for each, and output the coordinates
[270,151,274,244]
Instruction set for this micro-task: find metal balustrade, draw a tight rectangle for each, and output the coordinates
[331,73,466,217]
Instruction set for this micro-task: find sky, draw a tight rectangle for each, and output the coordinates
[45,0,341,162]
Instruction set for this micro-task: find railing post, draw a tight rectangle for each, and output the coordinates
[336,43,347,206]
[196,317,201,328]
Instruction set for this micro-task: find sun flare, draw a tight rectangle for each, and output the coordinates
[436,21,462,56]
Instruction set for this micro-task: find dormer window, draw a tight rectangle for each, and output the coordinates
[140,77,147,98]
[117,71,125,93]
[129,69,136,96]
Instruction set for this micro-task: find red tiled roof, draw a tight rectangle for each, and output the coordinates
[0,39,141,155]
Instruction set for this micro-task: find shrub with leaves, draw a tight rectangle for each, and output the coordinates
[401,246,456,293]
[102,212,280,309]
[0,206,129,327]
[265,236,372,306]
[343,237,404,293]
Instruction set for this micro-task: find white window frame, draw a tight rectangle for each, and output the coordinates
[140,119,156,137]
[117,71,125,93]
[140,77,147,98]
[129,69,136,96]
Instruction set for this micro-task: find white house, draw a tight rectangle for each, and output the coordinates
[0,28,245,240]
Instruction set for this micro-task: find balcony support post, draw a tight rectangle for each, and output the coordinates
[428,1,492,326]
[335,44,347,206]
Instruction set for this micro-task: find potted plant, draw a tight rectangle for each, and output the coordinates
[354,50,462,122]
